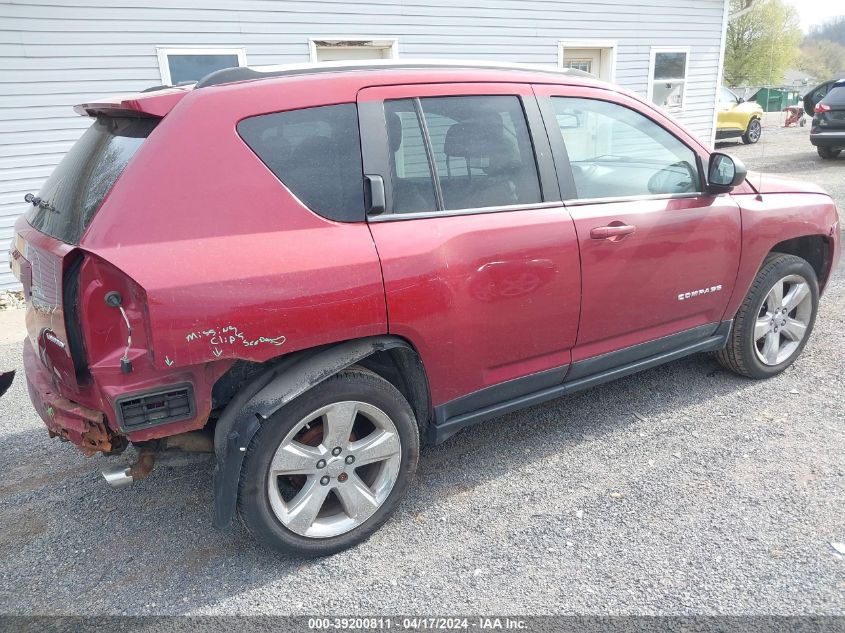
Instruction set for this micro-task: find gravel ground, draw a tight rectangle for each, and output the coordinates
[0,123,843,616]
[716,111,845,203]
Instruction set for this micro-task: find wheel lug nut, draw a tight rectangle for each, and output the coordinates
[345,455,355,464]
[338,472,348,483]
[320,475,330,486]
[331,447,342,456]
[316,459,326,469]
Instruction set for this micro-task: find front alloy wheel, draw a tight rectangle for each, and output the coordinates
[753,275,813,366]
[742,118,762,144]
[238,367,419,556]
[716,253,819,378]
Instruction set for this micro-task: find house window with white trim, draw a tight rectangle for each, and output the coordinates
[648,48,689,111]
[156,47,247,85]
[309,39,398,62]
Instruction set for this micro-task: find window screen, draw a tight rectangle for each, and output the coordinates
[167,54,240,84]
[237,104,365,221]
[551,97,701,200]
[653,52,687,80]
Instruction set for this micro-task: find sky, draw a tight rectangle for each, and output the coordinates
[794,2,843,32]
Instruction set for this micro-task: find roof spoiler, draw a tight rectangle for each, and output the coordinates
[74,86,191,118]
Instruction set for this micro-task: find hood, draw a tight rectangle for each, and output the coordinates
[745,172,829,196]
[735,100,764,114]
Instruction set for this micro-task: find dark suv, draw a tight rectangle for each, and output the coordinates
[10,61,840,555]
[811,79,845,159]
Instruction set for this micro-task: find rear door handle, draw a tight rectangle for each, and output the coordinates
[364,174,386,215]
[590,224,636,241]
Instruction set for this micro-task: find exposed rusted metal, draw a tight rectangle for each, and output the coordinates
[164,430,214,453]
[41,396,117,457]
[128,450,156,481]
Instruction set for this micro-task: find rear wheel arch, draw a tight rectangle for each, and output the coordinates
[356,344,433,440]
[210,334,432,529]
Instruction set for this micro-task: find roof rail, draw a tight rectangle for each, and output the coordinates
[195,59,593,89]
[140,81,195,93]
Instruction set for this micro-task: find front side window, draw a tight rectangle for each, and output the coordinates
[383,95,542,213]
[237,103,365,221]
[649,49,689,111]
[550,97,701,200]
[157,48,246,85]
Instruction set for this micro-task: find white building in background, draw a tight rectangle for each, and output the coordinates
[1,0,730,289]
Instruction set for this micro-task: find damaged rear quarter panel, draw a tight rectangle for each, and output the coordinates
[78,77,388,372]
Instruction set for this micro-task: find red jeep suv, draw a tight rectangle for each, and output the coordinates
[10,61,840,556]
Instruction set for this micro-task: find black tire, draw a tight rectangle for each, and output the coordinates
[716,253,819,379]
[237,366,419,556]
[817,146,841,159]
[741,118,762,144]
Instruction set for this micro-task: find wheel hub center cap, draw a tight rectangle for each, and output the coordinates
[326,457,346,477]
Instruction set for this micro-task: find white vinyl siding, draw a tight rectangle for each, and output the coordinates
[0,0,727,290]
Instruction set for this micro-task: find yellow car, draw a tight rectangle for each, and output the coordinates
[716,87,763,144]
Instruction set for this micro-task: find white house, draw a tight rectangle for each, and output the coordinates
[0,0,731,289]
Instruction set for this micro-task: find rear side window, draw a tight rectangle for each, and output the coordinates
[385,100,438,214]
[422,96,541,211]
[237,104,364,222]
[28,116,157,245]
[383,95,542,214]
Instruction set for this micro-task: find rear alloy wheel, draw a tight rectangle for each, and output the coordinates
[716,254,818,379]
[742,118,762,144]
[238,367,419,556]
[817,146,841,159]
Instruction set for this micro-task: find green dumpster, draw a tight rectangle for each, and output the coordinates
[752,88,801,112]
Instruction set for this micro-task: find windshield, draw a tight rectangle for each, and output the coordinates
[27,116,158,244]
[720,87,738,105]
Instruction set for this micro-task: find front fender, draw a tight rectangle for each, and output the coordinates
[211,335,410,529]
[723,192,839,320]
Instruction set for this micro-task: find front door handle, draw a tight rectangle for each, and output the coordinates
[590,223,636,242]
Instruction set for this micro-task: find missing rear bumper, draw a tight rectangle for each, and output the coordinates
[23,339,122,456]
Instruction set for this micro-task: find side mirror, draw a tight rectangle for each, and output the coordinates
[707,152,747,194]
[737,97,745,104]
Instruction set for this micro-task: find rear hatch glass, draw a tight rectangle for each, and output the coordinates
[822,84,845,107]
[820,85,845,127]
[27,116,157,244]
